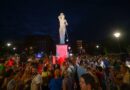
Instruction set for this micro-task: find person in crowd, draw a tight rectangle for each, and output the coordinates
[77,60,86,79]
[42,66,50,90]
[120,64,130,90]
[49,69,62,90]
[80,73,95,90]
[38,62,43,74]
[21,67,32,90]
[0,62,5,89]
[0,63,5,75]
[14,71,23,90]
[69,56,80,90]
[87,67,100,90]
[107,66,118,90]
[1,68,13,89]
[61,62,67,75]
[7,69,16,90]
[96,66,106,90]
[62,70,74,90]
[31,65,43,90]
[1,53,130,90]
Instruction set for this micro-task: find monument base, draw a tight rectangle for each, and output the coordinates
[56,44,68,65]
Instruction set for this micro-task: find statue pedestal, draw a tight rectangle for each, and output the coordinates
[56,44,68,65]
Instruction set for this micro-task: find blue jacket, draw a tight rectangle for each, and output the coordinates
[49,77,62,90]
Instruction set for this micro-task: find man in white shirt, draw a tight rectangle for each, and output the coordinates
[31,66,43,90]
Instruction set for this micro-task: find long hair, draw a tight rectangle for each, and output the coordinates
[81,73,95,89]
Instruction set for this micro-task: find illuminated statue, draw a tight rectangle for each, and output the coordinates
[58,13,68,44]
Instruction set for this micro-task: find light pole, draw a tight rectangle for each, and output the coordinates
[113,32,121,53]
[7,42,12,47]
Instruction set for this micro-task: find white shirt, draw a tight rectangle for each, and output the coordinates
[7,79,16,90]
[31,74,43,90]
[67,64,75,74]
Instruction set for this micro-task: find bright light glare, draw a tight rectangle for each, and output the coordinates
[66,39,69,42]
[69,53,73,56]
[96,45,99,48]
[114,32,121,38]
[7,43,11,47]
[68,46,71,50]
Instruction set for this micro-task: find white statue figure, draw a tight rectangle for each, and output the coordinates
[58,13,68,44]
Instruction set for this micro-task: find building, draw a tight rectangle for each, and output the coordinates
[24,35,55,55]
[70,40,87,54]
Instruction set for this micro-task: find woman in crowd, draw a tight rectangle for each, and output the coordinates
[31,65,43,90]
[80,73,95,90]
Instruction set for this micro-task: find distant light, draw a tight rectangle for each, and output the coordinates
[80,46,82,49]
[30,46,33,50]
[36,53,42,58]
[7,43,11,47]
[68,46,71,50]
[13,47,16,50]
[69,53,73,56]
[96,45,99,49]
[114,32,121,38]
[66,39,69,42]
[25,48,28,51]
[100,61,105,68]
[126,61,130,68]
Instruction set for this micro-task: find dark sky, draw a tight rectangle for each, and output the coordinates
[0,0,130,43]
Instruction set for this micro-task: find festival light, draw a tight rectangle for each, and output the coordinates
[7,43,11,47]
[113,31,121,53]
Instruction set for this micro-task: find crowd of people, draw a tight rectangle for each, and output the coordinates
[0,54,130,90]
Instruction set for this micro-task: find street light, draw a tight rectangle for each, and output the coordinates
[7,43,11,47]
[96,45,99,49]
[114,32,121,38]
[68,46,71,50]
[113,32,121,53]
[13,47,16,50]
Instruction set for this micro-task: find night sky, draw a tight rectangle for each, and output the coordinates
[0,0,130,43]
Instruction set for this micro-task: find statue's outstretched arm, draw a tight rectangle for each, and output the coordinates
[65,20,68,26]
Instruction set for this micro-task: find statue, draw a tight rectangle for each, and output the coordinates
[58,13,68,44]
